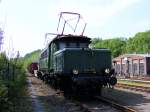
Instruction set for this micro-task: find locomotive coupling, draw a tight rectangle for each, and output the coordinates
[104,68,117,86]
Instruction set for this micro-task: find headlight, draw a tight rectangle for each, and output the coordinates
[105,68,110,74]
[73,69,79,75]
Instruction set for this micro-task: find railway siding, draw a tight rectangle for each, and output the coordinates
[116,79,150,93]
[117,79,150,87]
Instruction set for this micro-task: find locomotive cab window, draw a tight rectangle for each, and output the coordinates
[58,41,89,50]
[79,43,89,48]
[68,43,77,48]
[58,42,77,49]
[59,42,66,50]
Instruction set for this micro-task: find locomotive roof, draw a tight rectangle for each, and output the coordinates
[50,34,91,44]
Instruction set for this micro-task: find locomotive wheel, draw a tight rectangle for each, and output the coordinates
[93,85,102,96]
[58,77,73,97]
[51,79,57,89]
[64,87,72,97]
[37,71,42,79]
[47,77,52,85]
[71,84,80,97]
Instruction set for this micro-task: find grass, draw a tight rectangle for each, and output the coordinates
[0,73,34,112]
[0,80,34,112]
[11,96,34,112]
[0,53,35,112]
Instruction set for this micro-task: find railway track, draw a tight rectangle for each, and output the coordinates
[73,97,118,112]
[53,87,137,112]
[116,83,150,93]
[40,80,138,112]
[32,73,137,112]
[94,96,137,112]
[73,96,137,112]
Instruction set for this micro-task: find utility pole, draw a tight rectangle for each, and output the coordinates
[0,28,3,51]
[0,0,4,52]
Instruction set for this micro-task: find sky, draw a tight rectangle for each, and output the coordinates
[0,0,150,57]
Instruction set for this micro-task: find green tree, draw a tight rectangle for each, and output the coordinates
[23,49,41,69]
[126,30,150,53]
[91,38,126,57]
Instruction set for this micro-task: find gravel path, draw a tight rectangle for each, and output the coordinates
[28,79,45,112]
[27,73,84,112]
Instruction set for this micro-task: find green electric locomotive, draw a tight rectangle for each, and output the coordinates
[37,12,117,96]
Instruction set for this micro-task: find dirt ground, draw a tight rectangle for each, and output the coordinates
[27,73,85,112]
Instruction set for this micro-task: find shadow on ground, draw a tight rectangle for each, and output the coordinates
[101,88,150,111]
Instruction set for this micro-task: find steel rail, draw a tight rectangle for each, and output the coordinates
[95,96,137,112]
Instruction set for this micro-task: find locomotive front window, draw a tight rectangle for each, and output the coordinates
[58,42,89,49]
[79,43,88,48]
[59,42,77,49]
[66,42,88,48]
[59,42,66,50]
[69,43,76,48]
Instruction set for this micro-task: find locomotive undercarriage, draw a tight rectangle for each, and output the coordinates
[37,71,116,96]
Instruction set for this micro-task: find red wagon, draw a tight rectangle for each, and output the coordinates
[28,62,38,74]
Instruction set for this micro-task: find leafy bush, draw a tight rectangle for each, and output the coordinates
[0,80,9,112]
[23,49,41,69]
[0,53,26,112]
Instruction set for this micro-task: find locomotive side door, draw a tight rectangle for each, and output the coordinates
[48,42,58,72]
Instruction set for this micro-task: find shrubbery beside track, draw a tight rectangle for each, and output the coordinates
[0,53,29,112]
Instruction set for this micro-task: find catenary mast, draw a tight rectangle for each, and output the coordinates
[0,28,3,51]
[0,0,3,52]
